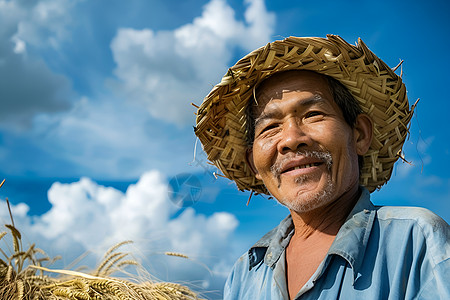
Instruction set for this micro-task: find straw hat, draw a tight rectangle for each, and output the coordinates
[194,35,414,194]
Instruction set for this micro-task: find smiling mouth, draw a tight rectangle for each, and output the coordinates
[271,150,333,186]
[283,162,323,173]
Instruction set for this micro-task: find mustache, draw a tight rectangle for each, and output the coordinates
[270,150,333,177]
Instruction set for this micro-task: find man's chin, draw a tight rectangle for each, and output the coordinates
[277,180,335,213]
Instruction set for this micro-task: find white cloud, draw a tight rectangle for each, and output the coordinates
[241,0,277,49]
[0,0,75,129]
[0,0,276,186]
[0,170,239,295]
[13,0,78,49]
[12,36,26,54]
[28,95,198,179]
[0,0,276,179]
[110,0,275,125]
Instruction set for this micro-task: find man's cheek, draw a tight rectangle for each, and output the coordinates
[260,137,275,152]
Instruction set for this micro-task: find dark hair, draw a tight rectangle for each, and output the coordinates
[245,72,364,169]
[324,76,362,127]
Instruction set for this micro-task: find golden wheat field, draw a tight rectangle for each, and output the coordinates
[0,180,203,300]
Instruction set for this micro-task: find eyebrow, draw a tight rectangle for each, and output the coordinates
[254,95,326,128]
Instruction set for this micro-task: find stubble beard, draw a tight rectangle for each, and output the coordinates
[279,175,335,213]
[271,150,335,213]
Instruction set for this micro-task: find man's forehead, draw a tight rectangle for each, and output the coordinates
[255,70,331,103]
[253,71,332,113]
[254,94,328,123]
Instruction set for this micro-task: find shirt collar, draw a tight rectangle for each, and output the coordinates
[248,187,377,281]
[248,214,294,270]
[327,187,376,282]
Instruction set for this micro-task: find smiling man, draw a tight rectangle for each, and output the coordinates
[194,35,450,299]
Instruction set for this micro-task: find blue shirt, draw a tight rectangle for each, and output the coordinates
[224,188,450,299]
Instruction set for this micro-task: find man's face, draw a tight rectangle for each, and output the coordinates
[247,71,364,213]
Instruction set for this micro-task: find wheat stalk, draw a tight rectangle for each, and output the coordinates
[0,180,204,299]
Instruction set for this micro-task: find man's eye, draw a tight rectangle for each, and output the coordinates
[257,124,278,135]
[263,124,278,131]
[305,111,322,118]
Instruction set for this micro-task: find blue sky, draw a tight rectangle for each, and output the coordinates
[0,0,449,298]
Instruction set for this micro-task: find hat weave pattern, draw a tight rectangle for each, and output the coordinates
[195,35,414,194]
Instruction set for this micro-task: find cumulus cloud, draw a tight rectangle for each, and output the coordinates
[25,95,198,179]
[0,170,239,295]
[1,0,276,178]
[0,0,75,129]
[0,53,73,128]
[110,0,275,125]
[9,0,78,49]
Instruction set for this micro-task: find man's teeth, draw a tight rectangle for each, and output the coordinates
[292,163,320,170]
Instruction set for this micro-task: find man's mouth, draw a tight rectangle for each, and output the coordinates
[271,150,333,178]
[283,162,323,173]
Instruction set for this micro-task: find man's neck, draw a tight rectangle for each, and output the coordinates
[289,184,361,239]
[285,184,361,300]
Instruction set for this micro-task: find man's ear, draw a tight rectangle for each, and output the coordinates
[353,114,373,156]
[246,148,262,180]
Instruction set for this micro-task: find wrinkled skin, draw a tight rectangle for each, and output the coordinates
[247,70,373,214]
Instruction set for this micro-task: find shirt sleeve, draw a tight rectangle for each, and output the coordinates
[223,253,248,300]
[414,258,450,300]
[413,210,450,299]
[223,265,235,300]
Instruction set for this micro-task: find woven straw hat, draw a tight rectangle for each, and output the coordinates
[194,35,414,194]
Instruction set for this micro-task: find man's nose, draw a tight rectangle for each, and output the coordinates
[277,118,313,154]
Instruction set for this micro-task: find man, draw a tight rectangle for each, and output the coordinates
[194,35,449,299]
